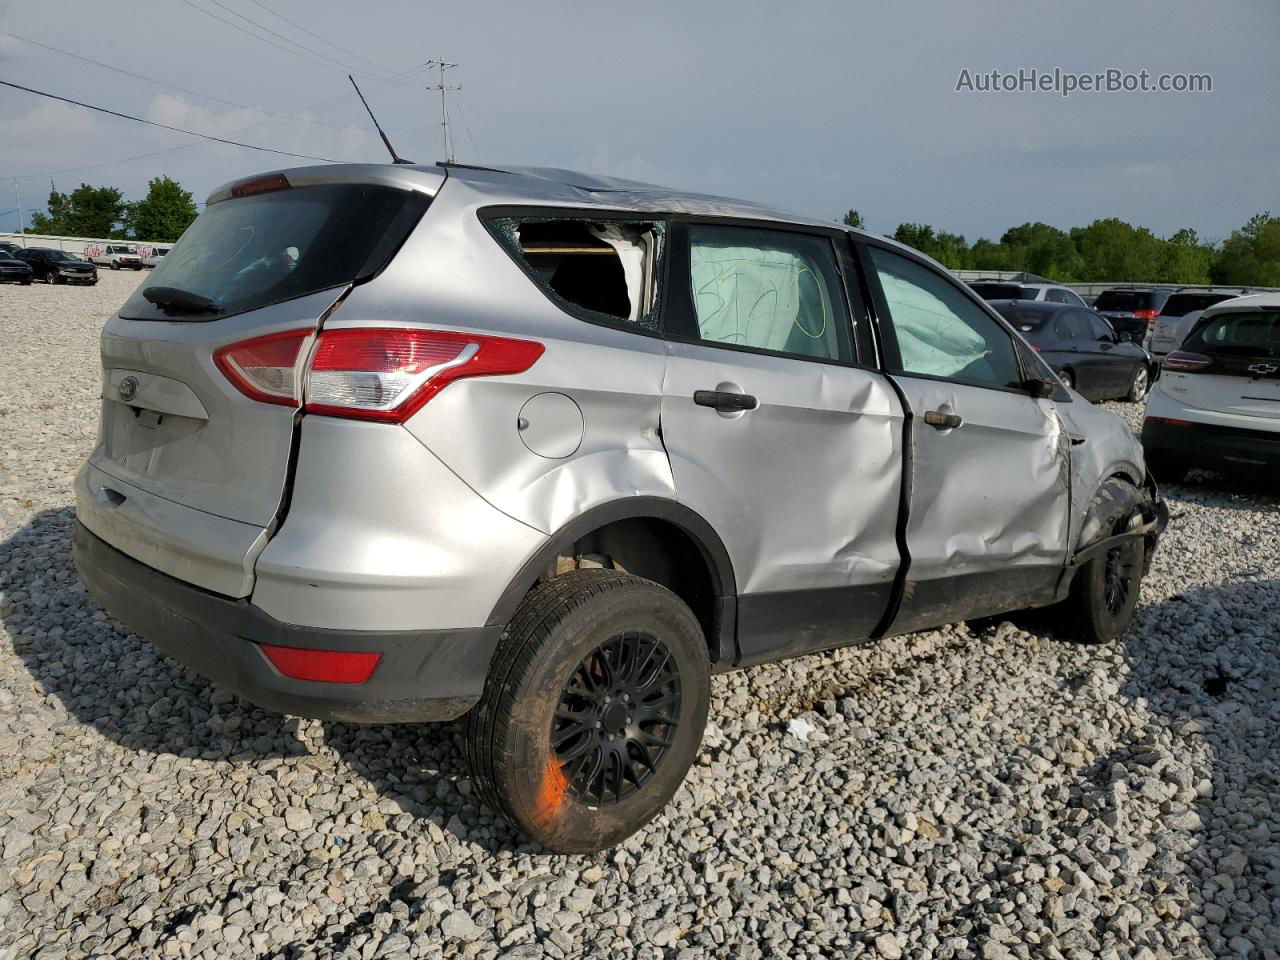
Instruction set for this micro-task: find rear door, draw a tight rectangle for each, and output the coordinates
[81,173,436,594]
[659,221,903,664]
[860,242,1070,634]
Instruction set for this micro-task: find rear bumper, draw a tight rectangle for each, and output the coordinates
[1142,417,1280,470]
[72,522,499,723]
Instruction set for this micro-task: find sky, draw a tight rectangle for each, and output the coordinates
[0,0,1277,243]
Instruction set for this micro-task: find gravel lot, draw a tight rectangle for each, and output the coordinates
[1,271,1277,960]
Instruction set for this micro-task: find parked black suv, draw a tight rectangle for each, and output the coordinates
[1092,288,1174,343]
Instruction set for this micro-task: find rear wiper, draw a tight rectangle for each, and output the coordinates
[143,286,221,314]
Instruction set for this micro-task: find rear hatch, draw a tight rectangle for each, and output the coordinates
[81,168,437,595]
[1164,308,1280,419]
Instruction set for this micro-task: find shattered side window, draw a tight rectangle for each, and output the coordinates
[490,216,665,330]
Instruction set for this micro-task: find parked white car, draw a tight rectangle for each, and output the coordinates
[968,280,1088,308]
[1146,289,1259,357]
[1143,292,1280,480]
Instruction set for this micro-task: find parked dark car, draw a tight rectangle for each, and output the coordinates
[992,300,1154,401]
[1092,288,1174,343]
[15,248,98,285]
[0,252,33,284]
[0,241,23,256]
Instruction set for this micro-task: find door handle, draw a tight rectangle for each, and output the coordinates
[923,409,963,430]
[694,390,758,412]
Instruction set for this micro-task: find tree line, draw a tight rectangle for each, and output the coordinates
[841,209,1280,287]
[25,176,198,243]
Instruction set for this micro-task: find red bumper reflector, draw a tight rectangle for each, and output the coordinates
[260,644,381,684]
[1146,416,1192,427]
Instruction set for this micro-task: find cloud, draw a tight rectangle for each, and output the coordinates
[0,99,98,144]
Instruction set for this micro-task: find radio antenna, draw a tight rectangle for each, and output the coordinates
[349,75,412,165]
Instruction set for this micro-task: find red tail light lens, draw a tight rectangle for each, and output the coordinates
[214,329,313,405]
[305,328,544,423]
[260,644,381,684]
[1163,350,1212,373]
[1134,308,1159,328]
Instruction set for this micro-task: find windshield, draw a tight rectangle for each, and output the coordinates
[120,182,428,321]
[1094,290,1154,311]
[1184,311,1280,358]
[48,251,84,262]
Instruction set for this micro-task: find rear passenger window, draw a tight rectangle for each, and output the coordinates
[490,216,664,329]
[686,225,853,362]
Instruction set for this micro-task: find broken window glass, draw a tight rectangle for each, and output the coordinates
[490,217,664,330]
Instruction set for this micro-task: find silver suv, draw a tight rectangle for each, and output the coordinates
[73,163,1167,852]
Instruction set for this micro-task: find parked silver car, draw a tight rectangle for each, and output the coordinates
[73,163,1167,852]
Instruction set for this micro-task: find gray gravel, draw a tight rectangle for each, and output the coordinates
[1,272,1278,959]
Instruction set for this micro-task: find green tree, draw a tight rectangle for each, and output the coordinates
[999,222,1084,281]
[1157,227,1214,285]
[1072,218,1164,282]
[1212,213,1280,286]
[126,176,199,242]
[27,183,128,238]
[841,209,865,230]
[891,223,970,269]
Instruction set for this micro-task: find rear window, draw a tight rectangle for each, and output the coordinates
[991,304,1051,333]
[1160,293,1236,317]
[1184,311,1280,358]
[969,282,1030,300]
[1094,290,1153,311]
[121,183,428,321]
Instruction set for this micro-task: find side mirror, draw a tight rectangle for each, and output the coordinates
[1024,377,1057,399]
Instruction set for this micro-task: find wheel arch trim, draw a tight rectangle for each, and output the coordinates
[484,496,738,661]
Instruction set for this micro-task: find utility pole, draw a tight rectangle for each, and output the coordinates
[11,178,24,235]
[426,59,460,163]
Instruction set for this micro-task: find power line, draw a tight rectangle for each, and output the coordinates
[0,79,342,164]
[0,30,271,114]
[238,0,390,78]
[185,0,381,79]
[1,60,434,181]
[174,0,365,77]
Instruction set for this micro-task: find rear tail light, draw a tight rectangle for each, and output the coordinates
[214,329,312,405]
[1163,350,1212,373]
[260,644,380,684]
[304,328,544,423]
[1145,416,1192,427]
[1135,308,1159,328]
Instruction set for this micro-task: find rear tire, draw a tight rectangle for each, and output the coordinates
[1124,364,1151,403]
[1061,485,1146,644]
[466,569,709,854]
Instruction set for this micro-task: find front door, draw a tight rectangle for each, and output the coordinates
[861,244,1071,634]
[659,221,905,664]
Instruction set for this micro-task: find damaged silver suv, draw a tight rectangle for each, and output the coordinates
[73,163,1167,853]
